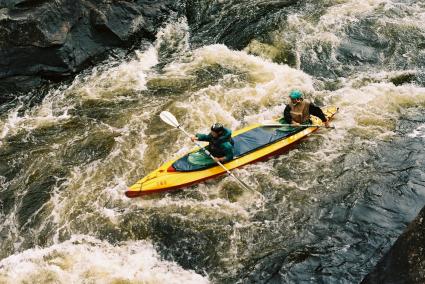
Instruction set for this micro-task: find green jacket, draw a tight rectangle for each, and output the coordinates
[196,127,234,162]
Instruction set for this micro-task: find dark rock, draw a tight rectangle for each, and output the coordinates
[186,0,301,49]
[0,0,184,97]
[390,73,416,86]
[362,205,425,284]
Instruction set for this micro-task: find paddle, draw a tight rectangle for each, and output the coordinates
[262,122,335,129]
[159,111,254,192]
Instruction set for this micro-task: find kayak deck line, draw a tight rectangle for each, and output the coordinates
[126,106,338,198]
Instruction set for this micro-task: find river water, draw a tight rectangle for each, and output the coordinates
[1,0,425,283]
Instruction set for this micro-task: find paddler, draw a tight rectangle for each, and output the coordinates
[191,123,234,163]
[282,90,330,127]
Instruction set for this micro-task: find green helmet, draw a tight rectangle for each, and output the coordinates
[289,90,303,100]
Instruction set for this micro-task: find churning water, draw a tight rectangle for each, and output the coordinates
[1,0,425,283]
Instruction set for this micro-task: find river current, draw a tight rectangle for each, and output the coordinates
[1,0,425,283]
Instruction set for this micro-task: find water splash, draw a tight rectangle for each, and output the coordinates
[0,235,209,284]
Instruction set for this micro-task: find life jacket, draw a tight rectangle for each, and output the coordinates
[289,100,310,123]
[207,128,234,157]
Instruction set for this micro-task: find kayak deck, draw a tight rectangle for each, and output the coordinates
[172,126,305,171]
[126,106,338,197]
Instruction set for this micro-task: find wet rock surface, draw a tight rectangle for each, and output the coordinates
[186,0,301,49]
[362,205,425,284]
[0,0,183,96]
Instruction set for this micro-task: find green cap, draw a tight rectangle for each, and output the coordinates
[289,90,303,99]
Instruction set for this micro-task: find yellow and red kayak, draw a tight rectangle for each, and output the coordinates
[126,106,338,197]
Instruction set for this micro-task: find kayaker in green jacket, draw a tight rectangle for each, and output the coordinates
[191,123,234,163]
[282,90,330,127]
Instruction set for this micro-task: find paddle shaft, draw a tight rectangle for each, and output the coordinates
[176,125,252,191]
[263,123,335,129]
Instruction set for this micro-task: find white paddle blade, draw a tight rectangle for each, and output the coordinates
[160,111,180,128]
[262,122,284,127]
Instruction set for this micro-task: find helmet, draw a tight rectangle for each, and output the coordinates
[211,123,224,132]
[289,90,303,100]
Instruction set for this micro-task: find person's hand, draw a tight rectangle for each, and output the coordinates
[213,157,220,163]
[324,120,330,128]
[291,122,300,126]
[191,136,197,142]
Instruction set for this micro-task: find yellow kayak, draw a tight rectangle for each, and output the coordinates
[126,106,338,197]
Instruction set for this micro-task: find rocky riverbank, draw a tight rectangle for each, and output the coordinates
[0,0,183,99]
[362,205,425,283]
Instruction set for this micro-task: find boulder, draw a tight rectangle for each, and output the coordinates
[186,0,301,49]
[0,0,183,97]
[362,205,425,283]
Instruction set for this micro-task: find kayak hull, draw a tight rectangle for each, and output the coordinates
[125,139,302,197]
[126,106,338,197]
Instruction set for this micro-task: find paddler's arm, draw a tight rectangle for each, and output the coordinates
[191,133,211,142]
[309,104,330,127]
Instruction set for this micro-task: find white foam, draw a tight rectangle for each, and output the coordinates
[0,235,209,284]
[155,17,191,61]
[164,44,315,136]
[408,124,425,138]
[78,46,159,99]
[262,0,398,70]
[3,13,425,283]
[0,104,23,141]
[328,82,425,140]
[0,91,72,144]
[319,0,392,28]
